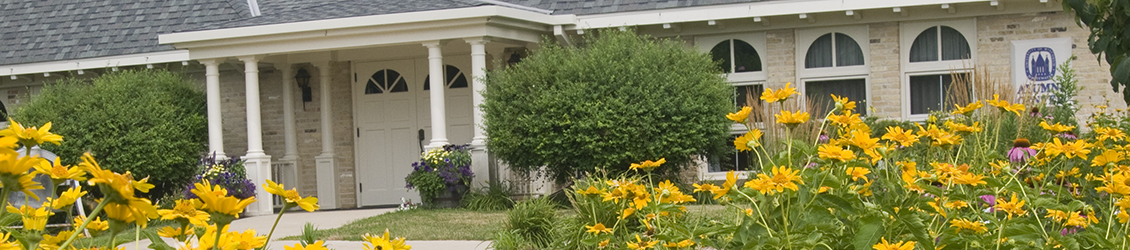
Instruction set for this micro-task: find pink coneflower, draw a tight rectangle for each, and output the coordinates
[1008,138,1037,163]
[818,133,829,144]
[1058,131,1078,140]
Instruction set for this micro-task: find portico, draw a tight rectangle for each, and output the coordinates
[160,6,573,213]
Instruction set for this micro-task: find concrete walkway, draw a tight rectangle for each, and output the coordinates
[121,208,491,250]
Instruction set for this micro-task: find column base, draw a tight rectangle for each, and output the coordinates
[315,154,338,210]
[243,154,273,216]
[470,146,490,189]
[276,155,299,196]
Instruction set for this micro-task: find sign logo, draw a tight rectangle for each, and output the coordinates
[1025,47,1056,81]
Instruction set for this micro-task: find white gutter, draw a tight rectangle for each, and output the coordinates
[1,50,189,77]
[574,0,996,28]
[476,0,554,15]
[160,6,575,45]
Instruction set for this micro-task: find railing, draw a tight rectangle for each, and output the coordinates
[270,161,298,208]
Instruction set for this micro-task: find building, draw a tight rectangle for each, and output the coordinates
[1,0,1122,215]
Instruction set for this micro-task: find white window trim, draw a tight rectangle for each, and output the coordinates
[900,18,977,121]
[799,75,873,116]
[795,25,871,113]
[695,33,768,83]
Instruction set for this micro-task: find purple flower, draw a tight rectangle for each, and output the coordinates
[1008,138,1036,163]
[818,133,829,144]
[1058,132,1078,140]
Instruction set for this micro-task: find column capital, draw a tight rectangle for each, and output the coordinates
[197,59,223,66]
[237,55,264,63]
[310,61,333,69]
[421,40,449,48]
[464,37,490,45]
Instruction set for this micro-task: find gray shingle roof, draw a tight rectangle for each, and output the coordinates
[499,0,764,15]
[0,0,247,66]
[1,0,775,67]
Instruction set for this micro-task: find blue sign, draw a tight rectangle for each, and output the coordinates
[1024,47,1056,81]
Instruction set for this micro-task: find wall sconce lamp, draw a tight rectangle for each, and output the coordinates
[295,68,313,103]
[507,53,522,66]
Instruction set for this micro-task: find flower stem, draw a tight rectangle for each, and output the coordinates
[263,205,290,248]
[213,223,225,250]
[58,198,108,250]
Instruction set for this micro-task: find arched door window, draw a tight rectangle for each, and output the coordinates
[423,65,468,90]
[710,39,762,73]
[805,33,865,68]
[364,69,408,94]
[910,26,971,62]
[902,22,975,117]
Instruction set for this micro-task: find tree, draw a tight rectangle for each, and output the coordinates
[482,30,733,182]
[13,70,207,199]
[1063,0,1130,103]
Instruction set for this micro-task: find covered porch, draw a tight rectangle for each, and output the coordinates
[159,6,574,215]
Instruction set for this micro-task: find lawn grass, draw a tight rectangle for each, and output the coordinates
[280,205,734,242]
[281,209,508,241]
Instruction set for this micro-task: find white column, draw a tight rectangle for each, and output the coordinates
[313,61,338,209]
[280,65,298,161]
[423,41,449,147]
[200,59,226,159]
[237,55,273,216]
[465,38,491,188]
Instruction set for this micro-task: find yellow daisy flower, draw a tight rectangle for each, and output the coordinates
[192,180,257,218]
[74,215,109,231]
[760,82,798,103]
[818,144,856,162]
[285,241,330,250]
[264,179,320,212]
[628,158,666,172]
[727,106,752,123]
[775,110,810,127]
[158,199,211,226]
[585,223,613,235]
[951,101,983,116]
[995,193,1027,219]
[0,119,63,147]
[949,218,988,234]
[881,126,920,147]
[846,167,871,182]
[7,205,53,231]
[872,238,915,250]
[362,229,411,250]
[35,156,86,183]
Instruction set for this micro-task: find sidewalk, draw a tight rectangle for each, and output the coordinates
[121,207,491,250]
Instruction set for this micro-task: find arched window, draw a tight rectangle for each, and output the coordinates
[804,33,865,68]
[797,27,870,115]
[901,20,976,118]
[423,65,468,90]
[910,26,971,62]
[364,69,408,94]
[710,39,762,73]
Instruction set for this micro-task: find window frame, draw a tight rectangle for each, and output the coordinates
[696,33,768,83]
[796,25,871,113]
[900,19,977,120]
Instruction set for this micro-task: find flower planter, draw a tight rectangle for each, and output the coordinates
[427,185,468,208]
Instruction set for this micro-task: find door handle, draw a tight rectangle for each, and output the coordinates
[418,129,426,153]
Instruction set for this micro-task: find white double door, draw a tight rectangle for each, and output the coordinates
[353,57,474,206]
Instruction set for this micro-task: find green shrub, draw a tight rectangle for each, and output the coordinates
[482,29,732,182]
[13,70,207,199]
[493,198,557,250]
[461,182,515,211]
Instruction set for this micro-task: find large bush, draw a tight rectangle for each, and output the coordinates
[482,30,732,182]
[14,70,206,199]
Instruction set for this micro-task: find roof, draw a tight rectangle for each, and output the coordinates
[0,0,247,66]
[1,0,772,67]
[499,0,764,15]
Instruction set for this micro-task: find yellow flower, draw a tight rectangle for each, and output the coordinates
[629,158,666,172]
[598,239,610,249]
[663,239,695,248]
[0,233,20,250]
[1043,137,1091,159]
[775,110,810,127]
[872,238,916,250]
[768,165,803,192]
[81,152,155,202]
[951,101,983,116]
[35,157,86,183]
[158,199,211,226]
[944,120,982,133]
[362,229,411,250]
[192,180,257,217]
[846,167,871,182]
[104,202,159,228]
[818,144,856,162]
[828,111,863,128]
[0,153,47,200]
[621,207,636,219]
[831,94,857,113]
[0,119,63,147]
[585,223,613,235]
[157,226,188,238]
[760,82,798,103]
[882,126,920,147]
[734,129,763,151]
[1038,121,1076,133]
[995,193,1027,219]
[818,186,831,193]
[986,94,1025,116]
[285,241,330,250]
[1095,127,1127,142]
[50,186,87,210]
[718,171,736,199]
[626,234,657,250]
[264,179,319,212]
[727,106,752,123]
[951,173,987,186]
[1097,171,1130,196]
[74,215,109,231]
[7,205,53,231]
[950,218,988,234]
[228,229,268,250]
[945,200,969,209]
[576,186,605,196]
[1092,149,1123,167]
[41,230,74,249]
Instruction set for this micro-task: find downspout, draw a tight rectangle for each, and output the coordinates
[246,0,262,17]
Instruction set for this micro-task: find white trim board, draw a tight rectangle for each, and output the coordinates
[2,50,189,77]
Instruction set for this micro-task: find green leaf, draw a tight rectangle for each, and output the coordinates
[141,230,176,250]
[852,215,884,250]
